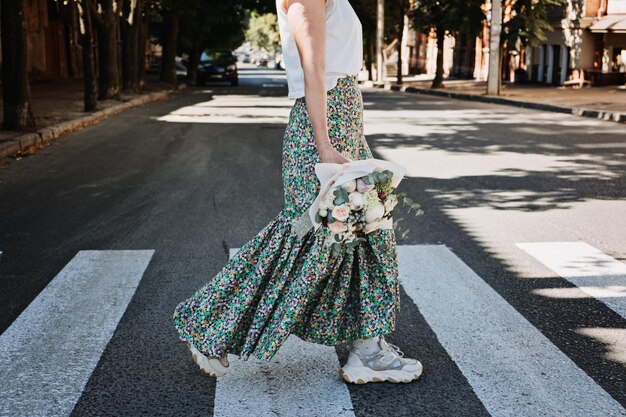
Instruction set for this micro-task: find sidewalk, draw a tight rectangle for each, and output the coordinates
[363,76,626,124]
[0,79,184,161]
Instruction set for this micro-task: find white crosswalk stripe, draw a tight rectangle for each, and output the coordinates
[517,241,626,320]
[211,244,626,417]
[398,244,626,417]
[1,245,624,417]
[212,248,355,417]
[0,250,154,417]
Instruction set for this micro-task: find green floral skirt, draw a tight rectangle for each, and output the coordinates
[172,75,400,362]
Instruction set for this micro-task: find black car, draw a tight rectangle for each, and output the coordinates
[197,49,239,86]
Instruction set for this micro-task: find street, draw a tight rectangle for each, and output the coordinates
[1,66,625,417]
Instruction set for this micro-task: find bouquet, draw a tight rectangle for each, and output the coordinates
[293,158,409,257]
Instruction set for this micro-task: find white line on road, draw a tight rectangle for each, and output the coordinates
[0,250,154,417]
[211,248,355,417]
[397,245,626,417]
[517,242,626,320]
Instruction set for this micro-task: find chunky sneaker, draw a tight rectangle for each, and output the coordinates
[187,342,230,377]
[339,336,423,384]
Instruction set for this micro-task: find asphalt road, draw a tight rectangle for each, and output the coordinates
[1,66,625,417]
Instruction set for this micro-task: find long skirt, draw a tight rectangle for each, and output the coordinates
[172,74,400,363]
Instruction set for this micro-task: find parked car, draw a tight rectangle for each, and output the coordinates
[197,49,239,86]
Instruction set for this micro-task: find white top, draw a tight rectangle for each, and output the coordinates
[275,0,363,99]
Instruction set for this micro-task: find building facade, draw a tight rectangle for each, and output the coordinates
[396,0,625,86]
[527,0,626,85]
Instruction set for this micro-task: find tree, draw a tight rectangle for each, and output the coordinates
[121,0,148,92]
[1,0,35,130]
[353,0,410,82]
[87,0,123,99]
[245,12,281,59]
[485,0,564,93]
[352,0,378,80]
[160,8,180,84]
[503,0,564,52]
[412,0,485,88]
[176,0,247,85]
[76,0,98,111]
[385,0,411,83]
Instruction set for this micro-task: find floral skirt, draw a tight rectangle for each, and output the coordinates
[172,75,400,362]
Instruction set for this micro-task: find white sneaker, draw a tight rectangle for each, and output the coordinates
[187,342,230,377]
[339,336,423,384]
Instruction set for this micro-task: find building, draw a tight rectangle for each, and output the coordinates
[395,0,625,86]
[526,0,626,85]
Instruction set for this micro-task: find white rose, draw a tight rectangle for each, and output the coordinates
[328,221,348,233]
[363,219,382,234]
[364,202,385,223]
[332,204,350,221]
[342,179,357,193]
[348,191,364,210]
[319,208,328,217]
[356,178,375,193]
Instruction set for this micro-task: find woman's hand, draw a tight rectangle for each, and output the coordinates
[319,144,351,164]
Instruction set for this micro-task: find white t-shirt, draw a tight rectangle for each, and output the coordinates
[276,0,363,99]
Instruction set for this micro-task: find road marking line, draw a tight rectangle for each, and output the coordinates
[398,245,626,417]
[211,248,355,417]
[0,250,154,417]
[517,241,626,320]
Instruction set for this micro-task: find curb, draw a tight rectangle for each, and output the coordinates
[0,87,182,161]
[360,81,626,124]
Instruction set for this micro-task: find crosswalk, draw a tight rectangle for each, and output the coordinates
[517,242,626,320]
[0,243,624,416]
[0,250,154,417]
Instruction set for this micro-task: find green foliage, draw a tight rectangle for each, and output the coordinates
[148,0,253,56]
[411,0,485,37]
[392,191,424,242]
[503,0,565,52]
[245,12,281,54]
[352,0,411,43]
[181,0,247,51]
[333,187,350,205]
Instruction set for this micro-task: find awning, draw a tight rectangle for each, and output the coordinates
[589,14,626,33]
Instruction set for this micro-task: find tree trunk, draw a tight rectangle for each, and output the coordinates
[121,9,131,91]
[91,0,121,99]
[367,35,374,81]
[121,0,143,92]
[396,13,404,84]
[1,0,35,130]
[376,0,384,83]
[432,26,445,89]
[160,11,180,85]
[186,43,201,86]
[80,0,98,111]
[136,11,147,90]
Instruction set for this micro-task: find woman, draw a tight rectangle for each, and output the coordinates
[172,0,423,384]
